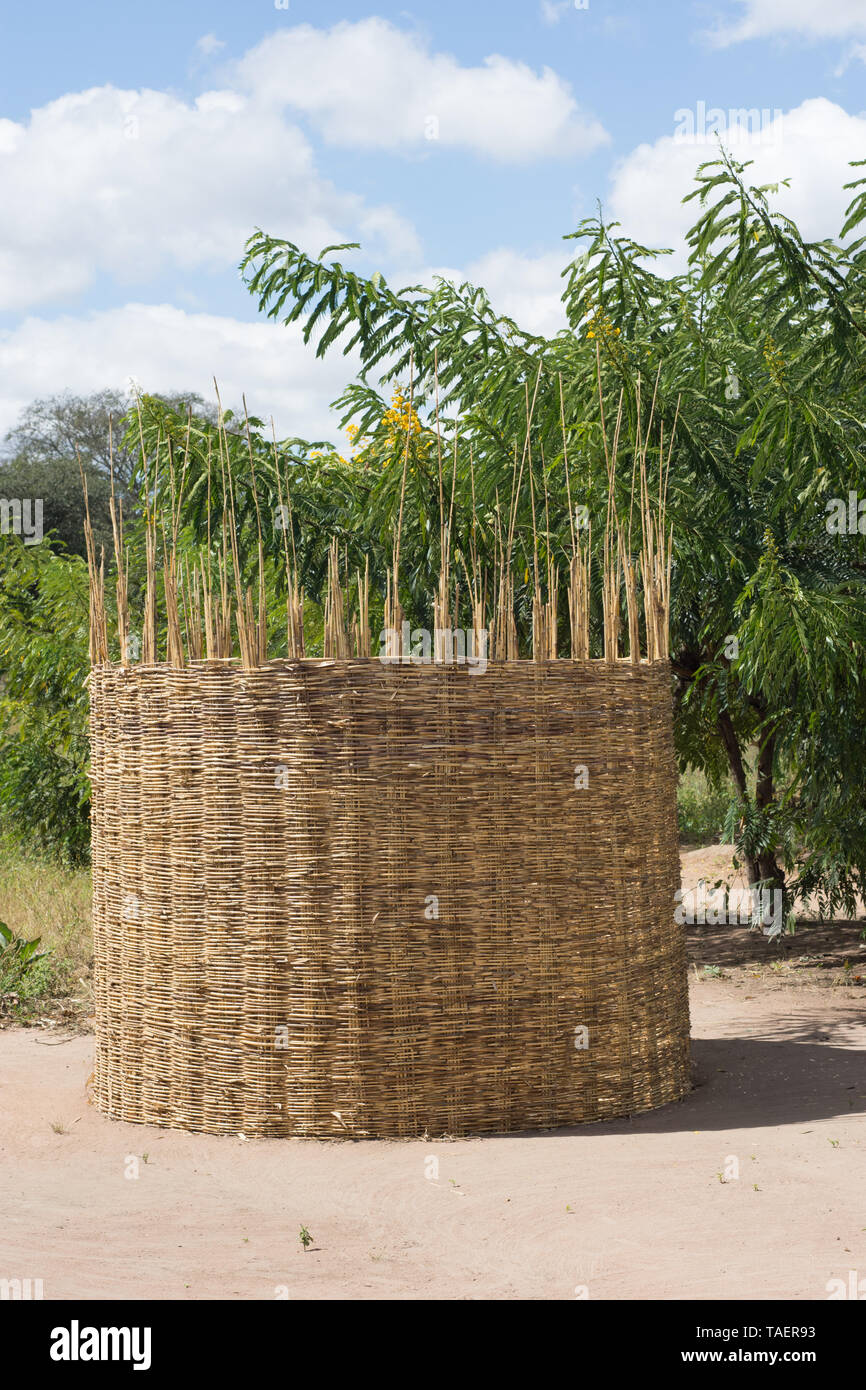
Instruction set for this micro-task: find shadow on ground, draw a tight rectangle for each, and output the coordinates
[510,1015,866,1138]
[687,917,866,970]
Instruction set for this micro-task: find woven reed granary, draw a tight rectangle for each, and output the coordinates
[89,654,690,1138]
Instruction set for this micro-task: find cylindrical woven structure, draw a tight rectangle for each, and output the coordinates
[90,658,689,1138]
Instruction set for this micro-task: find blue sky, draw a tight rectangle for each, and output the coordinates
[1,0,865,441]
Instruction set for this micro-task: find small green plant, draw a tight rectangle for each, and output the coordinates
[299,1225,313,1251]
[0,920,48,973]
[0,919,63,1019]
[50,1120,69,1135]
[0,919,51,992]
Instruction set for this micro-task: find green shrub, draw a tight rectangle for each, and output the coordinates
[0,539,91,866]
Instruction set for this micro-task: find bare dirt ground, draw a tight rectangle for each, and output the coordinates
[1,847,864,1301]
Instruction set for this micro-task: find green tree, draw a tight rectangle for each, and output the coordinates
[233,153,866,916]
[0,389,217,560]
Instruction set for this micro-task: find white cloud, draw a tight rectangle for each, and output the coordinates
[540,2,571,25]
[0,81,421,313]
[195,34,226,58]
[0,304,363,444]
[233,20,608,161]
[462,249,568,337]
[709,0,866,45]
[607,99,866,271]
[0,18,606,316]
[835,41,866,75]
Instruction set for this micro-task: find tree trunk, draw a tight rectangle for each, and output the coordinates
[755,728,785,895]
[717,709,761,885]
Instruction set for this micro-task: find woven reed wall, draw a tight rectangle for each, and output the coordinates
[90,658,690,1138]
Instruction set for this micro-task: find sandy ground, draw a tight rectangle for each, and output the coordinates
[1,848,864,1301]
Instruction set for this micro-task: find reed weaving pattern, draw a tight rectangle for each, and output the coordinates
[90,656,689,1138]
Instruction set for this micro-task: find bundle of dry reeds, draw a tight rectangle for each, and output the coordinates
[82,372,675,670]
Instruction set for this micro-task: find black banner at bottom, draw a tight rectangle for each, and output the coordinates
[4,1297,856,1376]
